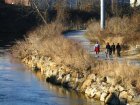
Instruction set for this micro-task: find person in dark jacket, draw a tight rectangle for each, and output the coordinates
[111,43,116,55]
[109,47,112,56]
[116,43,121,57]
[106,42,111,58]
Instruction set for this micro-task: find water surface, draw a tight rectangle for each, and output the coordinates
[0,49,102,105]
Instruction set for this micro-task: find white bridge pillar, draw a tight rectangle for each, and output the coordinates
[100,0,105,30]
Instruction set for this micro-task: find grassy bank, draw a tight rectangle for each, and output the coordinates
[11,23,95,71]
[11,22,140,95]
[86,14,140,49]
[95,61,140,93]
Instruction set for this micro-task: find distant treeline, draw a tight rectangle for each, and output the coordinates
[34,1,139,29]
[1,0,140,30]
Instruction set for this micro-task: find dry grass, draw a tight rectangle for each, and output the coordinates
[94,60,140,91]
[86,21,101,42]
[11,22,140,93]
[86,14,140,48]
[11,23,95,71]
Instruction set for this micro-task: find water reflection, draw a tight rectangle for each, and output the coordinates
[0,49,102,105]
[34,71,102,105]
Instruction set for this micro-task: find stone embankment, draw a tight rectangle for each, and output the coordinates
[22,54,140,105]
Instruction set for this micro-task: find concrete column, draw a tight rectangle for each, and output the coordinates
[100,0,105,30]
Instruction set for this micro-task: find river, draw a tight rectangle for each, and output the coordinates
[0,48,102,105]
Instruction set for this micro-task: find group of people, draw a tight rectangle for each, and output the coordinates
[94,42,121,58]
[105,42,121,58]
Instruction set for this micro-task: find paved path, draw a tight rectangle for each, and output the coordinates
[64,30,140,67]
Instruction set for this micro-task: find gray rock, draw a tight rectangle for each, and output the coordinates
[120,98,127,105]
[109,86,116,93]
[94,91,101,99]
[127,95,133,102]
[100,92,108,102]
[119,91,128,99]
[106,76,116,85]
[88,74,96,81]
[133,95,140,103]
[85,87,92,96]
[66,74,71,82]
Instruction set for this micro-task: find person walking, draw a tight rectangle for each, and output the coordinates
[106,42,111,58]
[109,46,112,56]
[111,43,116,55]
[94,42,100,57]
[116,43,121,57]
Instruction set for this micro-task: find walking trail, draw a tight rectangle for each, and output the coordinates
[64,30,140,67]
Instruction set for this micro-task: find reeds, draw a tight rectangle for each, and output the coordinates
[94,60,140,92]
[86,14,140,48]
[12,23,95,71]
[11,22,140,92]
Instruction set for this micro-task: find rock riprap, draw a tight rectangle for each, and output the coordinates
[21,54,140,105]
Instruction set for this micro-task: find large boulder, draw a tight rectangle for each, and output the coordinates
[81,79,92,91]
[100,92,108,102]
[119,91,128,99]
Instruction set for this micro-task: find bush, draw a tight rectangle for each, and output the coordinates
[12,23,95,71]
[12,22,140,92]
[94,60,140,91]
[86,14,140,48]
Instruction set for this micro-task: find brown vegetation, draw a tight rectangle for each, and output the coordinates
[11,23,95,71]
[94,61,140,93]
[86,14,140,49]
[11,22,140,92]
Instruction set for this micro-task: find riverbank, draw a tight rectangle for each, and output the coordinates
[11,23,140,105]
[15,50,140,105]
[0,48,101,105]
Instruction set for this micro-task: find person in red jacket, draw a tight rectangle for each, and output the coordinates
[94,42,100,56]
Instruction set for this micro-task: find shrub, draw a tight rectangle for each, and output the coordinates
[94,60,140,91]
[12,22,140,92]
[12,23,95,71]
[86,14,140,48]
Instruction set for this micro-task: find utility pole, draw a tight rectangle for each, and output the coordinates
[111,0,114,12]
[76,0,78,9]
[100,0,105,30]
[70,0,72,9]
